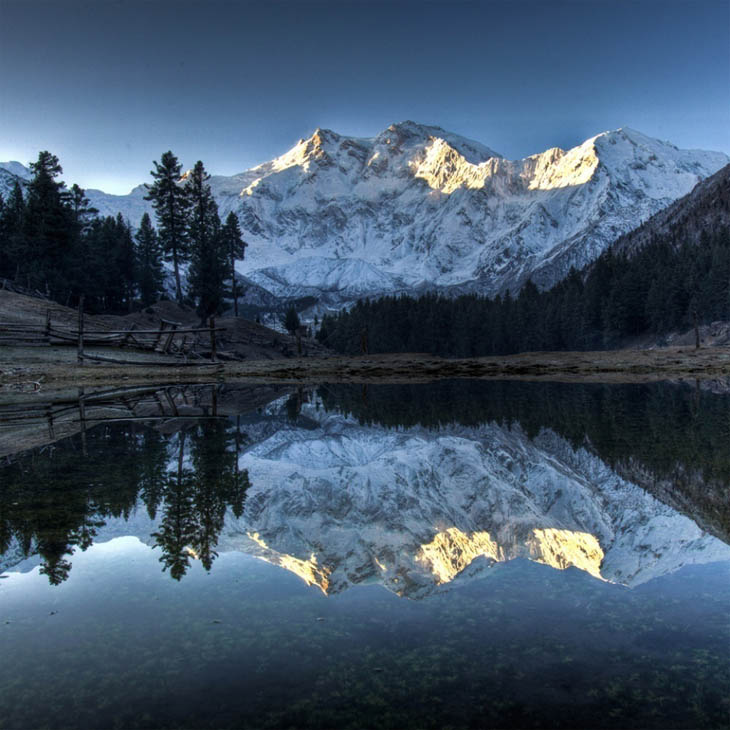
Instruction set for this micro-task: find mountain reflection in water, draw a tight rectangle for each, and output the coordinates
[1,380,729,592]
[1,380,729,730]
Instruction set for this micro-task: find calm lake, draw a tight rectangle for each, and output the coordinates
[1,380,729,729]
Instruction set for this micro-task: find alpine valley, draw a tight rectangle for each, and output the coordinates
[2,121,727,311]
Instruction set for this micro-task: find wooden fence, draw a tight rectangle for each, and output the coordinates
[0,298,224,365]
[0,383,227,456]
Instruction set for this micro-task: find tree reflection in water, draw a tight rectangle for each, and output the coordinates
[0,417,250,584]
[152,422,250,580]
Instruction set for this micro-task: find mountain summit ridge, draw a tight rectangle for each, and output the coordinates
[2,123,726,308]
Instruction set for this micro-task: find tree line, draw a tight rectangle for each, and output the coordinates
[317,226,730,356]
[0,150,247,317]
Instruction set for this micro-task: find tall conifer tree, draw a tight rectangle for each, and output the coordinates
[145,151,190,304]
[0,193,8,279]
[69,184,97,235]
[185,161,226,319]
[0,182,26,280]
[24,151,72,296]
[220,211,247,316]
[135,212,165,307]
[115,214,137,311]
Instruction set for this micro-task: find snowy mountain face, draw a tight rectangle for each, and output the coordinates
[220,124,726,302]
[0,161,31,179]
[3,123,727,307]
[611,162,730,257]
[0,161,30,199]
[86,183,153,222]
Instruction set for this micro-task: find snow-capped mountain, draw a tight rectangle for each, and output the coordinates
[3,123,727,306]
[213,123,726,301]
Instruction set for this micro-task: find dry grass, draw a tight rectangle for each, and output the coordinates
[2,345,730,390]
[3,289,730,388]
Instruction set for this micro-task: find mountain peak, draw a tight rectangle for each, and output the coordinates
[377,120,501,163]
[309,127,340,144]
[0,161,31,180]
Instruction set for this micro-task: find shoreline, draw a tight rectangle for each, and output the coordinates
[2,345,730,389]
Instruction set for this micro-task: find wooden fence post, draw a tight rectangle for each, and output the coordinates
[693,308,700,350]
[153,321,166,352]
[77,295,85,364]
[163,323,177,354]
[209,316,217,362]
[78,387,87,456]
[46,406,55,440]
[120,323,136,348]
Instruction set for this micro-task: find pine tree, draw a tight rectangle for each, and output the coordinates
[0,181,26,280]
[135,212,165,307]
[284,306,300,334]
[69,184,98,234]
[220,211,247,316]
[152,433,196,581]
[186,161,226,320]
[63,184,99,303]
[145,151,190,304]
[0,193,8,279]
[115,214,137,312]
[24,151,72,297]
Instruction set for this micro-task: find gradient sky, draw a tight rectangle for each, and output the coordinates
[1,0,728,194]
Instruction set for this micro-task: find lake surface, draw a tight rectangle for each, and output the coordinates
[1,380,729,729]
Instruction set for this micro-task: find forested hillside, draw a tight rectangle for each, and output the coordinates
[318,168,730,356]
[612,163,730,256]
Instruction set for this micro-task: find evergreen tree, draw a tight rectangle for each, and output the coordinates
[69,183,98,234]
[189,421,241,571]
[0,193,8,279]
[0,181,26,280]
[84,216,119,310]
[220,211,247,316]
[145,151,190,304]
[284,306,300,334]
[65,184,98,302]
[134,212,165,307]
[80,214,136,313]
[185,161,226,319]
[24,151,72,297]
[115,214,137,311]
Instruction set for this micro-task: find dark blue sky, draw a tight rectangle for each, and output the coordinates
[1,0,728,193]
